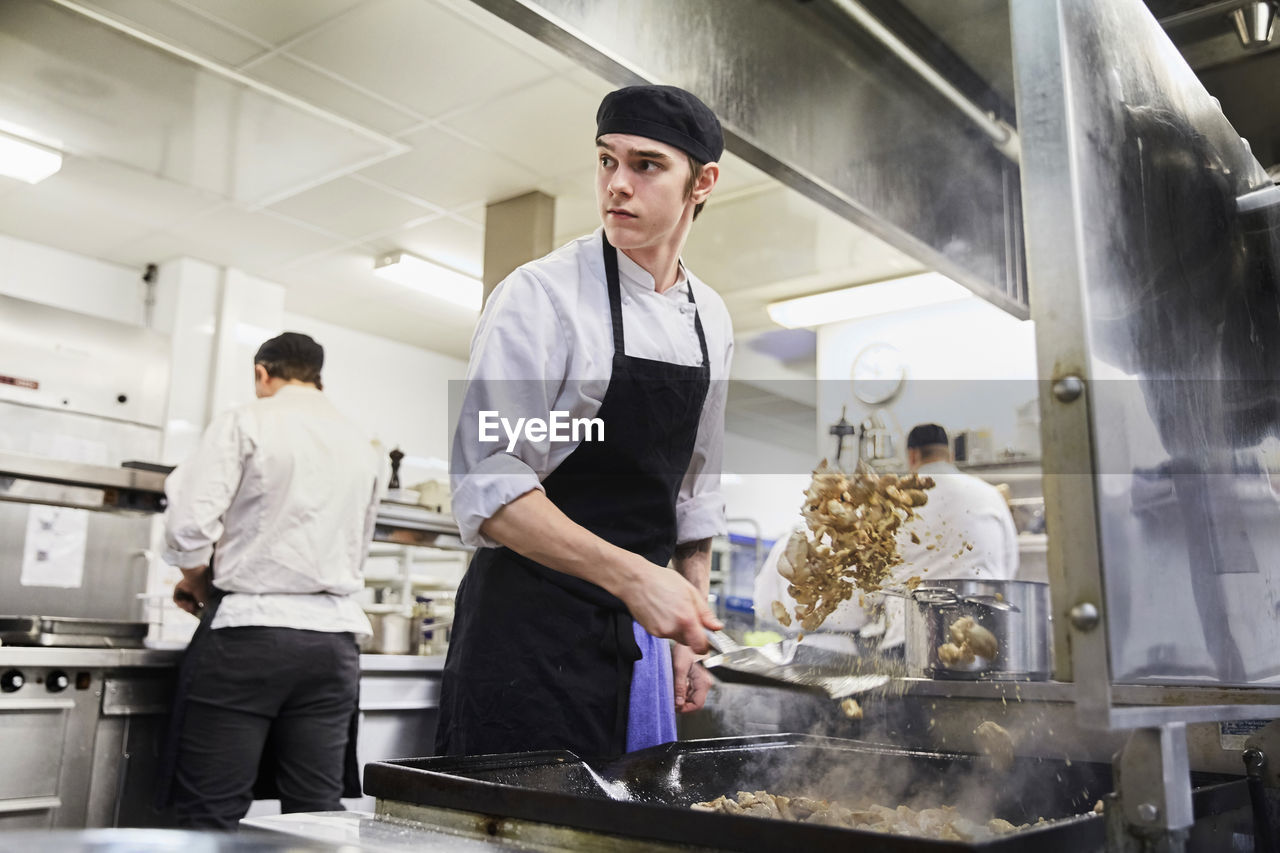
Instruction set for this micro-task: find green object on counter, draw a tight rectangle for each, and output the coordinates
[742,630,783,647]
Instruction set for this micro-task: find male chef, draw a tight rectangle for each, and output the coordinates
[439,85,734,757]
[875,423,1020,652]
[157,332,382,828]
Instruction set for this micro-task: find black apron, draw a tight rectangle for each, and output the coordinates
[155,583,362,810]
[435,235,712,758]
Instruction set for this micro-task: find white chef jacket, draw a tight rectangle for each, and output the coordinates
[163,385,381,637]
[451,228,734,549]
[877,460,1020,649]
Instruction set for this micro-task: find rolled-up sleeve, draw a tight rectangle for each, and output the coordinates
[676,328,733,544]
[162,410,246,568]
[450,271,570,547]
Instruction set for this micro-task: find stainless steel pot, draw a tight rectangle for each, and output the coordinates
[903,579,1051,680]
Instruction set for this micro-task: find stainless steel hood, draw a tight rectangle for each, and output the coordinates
[469,0,1028,318]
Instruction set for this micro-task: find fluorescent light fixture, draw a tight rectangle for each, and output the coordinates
[767,272,973,329]
[374,251,482,312]
[0,130,63,184]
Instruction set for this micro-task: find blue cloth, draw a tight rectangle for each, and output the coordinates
[626,620,676,752]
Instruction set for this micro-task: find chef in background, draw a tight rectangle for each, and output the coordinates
[440,84,733,759]
[156,332,382,828]
[876,423,1019,653]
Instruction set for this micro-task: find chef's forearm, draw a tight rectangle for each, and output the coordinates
[673,538,712,596]
[479,490,649,597]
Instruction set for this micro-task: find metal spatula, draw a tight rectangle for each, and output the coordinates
[701,631,892,700]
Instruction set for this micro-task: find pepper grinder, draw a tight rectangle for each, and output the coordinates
[388,447,404,491]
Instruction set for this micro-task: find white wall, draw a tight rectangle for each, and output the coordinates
[282,312,467,487]
[816,296,1040,461]
[721,431,815,543]
[0,233,145,324]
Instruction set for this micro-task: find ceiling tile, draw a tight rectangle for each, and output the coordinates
[452,203,485,226]
[0,2,401,208]
[32,157,224,230]
[80,0,266,65]
[432,0,576,72]
[359,125,535,210]
[563,65,616,100]
[444,76,599,178]
[267,176,436,241]
[163,207,340,269]
[285,0,550,119]
[97,229,193,269]
[0,180,157,258]
[714,150,776,200]
[367,214,484,278]
[245,54,423,135]
[179,0,364,48]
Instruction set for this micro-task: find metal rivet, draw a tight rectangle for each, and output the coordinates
[1052,375,1084,403]
[1069,602,1099,632]
[1136,802,1158,822]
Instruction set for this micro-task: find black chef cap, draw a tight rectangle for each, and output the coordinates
[596,85,724,164]
[907,423,949,449]
[254,332,324,373]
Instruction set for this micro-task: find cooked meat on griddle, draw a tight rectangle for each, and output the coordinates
[777,463,935,631]
[692,790,1026,841]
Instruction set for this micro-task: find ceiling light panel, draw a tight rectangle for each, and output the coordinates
[0,130,61,183]
[767,272,974,328]
[374,251,482,312]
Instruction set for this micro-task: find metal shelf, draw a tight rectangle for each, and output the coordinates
[0,450,168,513]
[372,502,470,551]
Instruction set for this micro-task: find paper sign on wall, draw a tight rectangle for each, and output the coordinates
[19,433,108,589]
[21,506,90,588]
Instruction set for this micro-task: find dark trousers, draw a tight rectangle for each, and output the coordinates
[172,626,359,829]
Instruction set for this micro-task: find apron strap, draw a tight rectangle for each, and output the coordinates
[685,284,710,369]
[603,233,710,370]
[602,235,626,355]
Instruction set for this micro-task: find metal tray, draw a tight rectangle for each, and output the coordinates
[366,735,1245,852]
[368,735,1117,851]
[0,615,149,648]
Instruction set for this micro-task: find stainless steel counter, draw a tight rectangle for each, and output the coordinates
[0,645,445,671]
[0,644,448,830]
[0,646,182,669]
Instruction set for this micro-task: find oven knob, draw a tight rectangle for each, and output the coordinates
[47,671,69,693]
[1,670,24,693]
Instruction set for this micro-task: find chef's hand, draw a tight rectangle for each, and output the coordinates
[619,564,721,653]
[173,565,211,616]
[672,644,713,714]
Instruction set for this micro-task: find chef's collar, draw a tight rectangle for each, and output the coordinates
[604,231,689,297]
[917,460,959,476]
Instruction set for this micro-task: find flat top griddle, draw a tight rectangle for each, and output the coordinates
[365,734,1128,852]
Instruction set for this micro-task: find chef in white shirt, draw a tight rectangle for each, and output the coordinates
[878,423,1019,653]
[439,85,733,759]
[156,332,382,828]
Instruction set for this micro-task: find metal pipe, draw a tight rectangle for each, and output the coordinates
[1159,0,1261,29]
[827,0,1021,164]
[725,517,764,572]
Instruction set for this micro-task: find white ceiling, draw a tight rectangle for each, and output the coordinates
[0,0,921,362]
